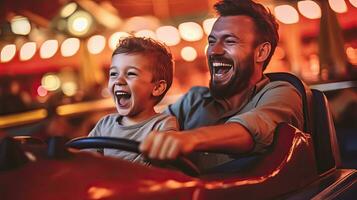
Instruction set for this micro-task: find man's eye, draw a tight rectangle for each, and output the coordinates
[208,40,215,45]
[226,40,236,44]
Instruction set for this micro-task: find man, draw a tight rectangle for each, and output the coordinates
[140,0,303,171]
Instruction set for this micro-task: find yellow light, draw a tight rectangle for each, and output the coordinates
[202,18,217,35]
[41,74,61,91]
[156,26,181,46]
[346,47,357,65]
[87,35,106,54]
[1,44,16,63]
[109,32,130,50]
[68,11,93,36]
[20,42,37,61]
[40,40,58,59]
[60,2,78,18]
[328,0,348,13]
[350,0,357,8]
[11,16,31,35]
[61,38,80,57]
[274,5,299,24]
[62,82,77,96]
[134,29,157,39]
[298,1,321,19]
[178,22,204,42]
[181,46,197,62]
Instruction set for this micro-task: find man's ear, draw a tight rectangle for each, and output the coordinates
[255,42,271,63]
[152,80,167,97]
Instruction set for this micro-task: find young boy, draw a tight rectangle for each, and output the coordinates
[88,37,178,165]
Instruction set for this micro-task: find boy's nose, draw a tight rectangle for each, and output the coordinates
[115,75,126,85]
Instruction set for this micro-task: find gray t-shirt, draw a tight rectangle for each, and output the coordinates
[165,75,303,170]
[88,113,178,165]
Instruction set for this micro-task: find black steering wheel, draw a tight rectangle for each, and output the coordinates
[66,137,200,176]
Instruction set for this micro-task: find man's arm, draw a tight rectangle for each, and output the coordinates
[139,122,254,160]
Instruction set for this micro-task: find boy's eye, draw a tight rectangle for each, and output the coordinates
[109,72,118,76]
[127,72,137,77]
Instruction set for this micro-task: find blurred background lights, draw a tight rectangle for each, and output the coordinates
[37,85,48,97]
[178,22,204,42]
[274,5,299,24]
[20,42,37,61]
[297,1,321,19]
[350,0,357,8]
[67,10,93,36]
[62,81,77,96]
[1,44,16,63]
[109,32,130,50]
[60,2,78,18]
[156,26,180,46]
[202,18,217,35]
[134,29,157,39]
[87,35,106,54]
[41,74,61,91]
[181,46,197,62]
[328,0,348,13]
[40,40,58,59]
[10,16,31,35]
[61,38,80,57]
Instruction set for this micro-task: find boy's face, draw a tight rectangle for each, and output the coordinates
[108,53,157,117]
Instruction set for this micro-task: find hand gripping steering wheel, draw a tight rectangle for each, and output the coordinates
[66,137,200,176]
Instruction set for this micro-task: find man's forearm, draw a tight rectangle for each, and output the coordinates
[184,122,254,154]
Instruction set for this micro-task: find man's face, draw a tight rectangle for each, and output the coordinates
[207,16,259,98]
[108,53,156,117]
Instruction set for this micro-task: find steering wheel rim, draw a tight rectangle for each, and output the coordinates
[66,137,200,176]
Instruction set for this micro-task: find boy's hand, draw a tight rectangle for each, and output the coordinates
[139,131,195,160]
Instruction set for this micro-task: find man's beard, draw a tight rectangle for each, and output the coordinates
[209,53,255,99]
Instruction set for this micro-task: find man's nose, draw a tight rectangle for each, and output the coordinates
[209,42,225,56]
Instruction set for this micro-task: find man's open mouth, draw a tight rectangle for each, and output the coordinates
[114,91,131,107]
[211,59,234,82]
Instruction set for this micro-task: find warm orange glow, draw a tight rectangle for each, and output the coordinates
[297,1,321,19]
[41,74,61,91]
[87,35,106,54]
[181,46,197,62]
[109,32,130,50]
[87,186,114,199]
[346,47,357,65]
[328,0,348,13]
[40,40,58,59]
[178,22,204,42]
[274,46,286,60]
[1,44,16,63]
[202,18,217,35]
[134,29,157,39]
[274,5,299,24]
[62,82,77,96]
[156,26,181,46]
[61,38,80,57]
[20,42,37,61]
[68,10,93,36]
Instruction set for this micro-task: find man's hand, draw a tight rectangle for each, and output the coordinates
[139,131,196,160]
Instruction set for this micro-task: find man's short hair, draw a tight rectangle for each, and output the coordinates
[214,0,279,70]
[113,37,174,102]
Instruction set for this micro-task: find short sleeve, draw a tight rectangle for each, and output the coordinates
[227,82,304,153]
[155,115,179,132]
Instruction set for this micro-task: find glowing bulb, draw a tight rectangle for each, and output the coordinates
[37,86,48,97]
[156,26,181,46]
[62,82,77,96]
[202,18,217,35]
[181,46,197,62]
[61,38,80,57]
[68,11,93,36]
[350,0,357,8]
[328,0,348,13]
[41,74,61,91]
[109,32,130,50]
[1,44,16,63]
[298,1,321,19]
[87,35,106,54]
[20,42,37,61]
[274,5,299,24]
[11,16,31,35]
[178,22,204,42]
[60,2,78,18]
[40,40,58,59]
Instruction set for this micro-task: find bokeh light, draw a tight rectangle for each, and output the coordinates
[62,82,78,96]
[61,38,80,57]
[109,32,130,50]
[202,18,217,35]
[274,5,299,24]
[298,1,321,19]
[40,40,58,59]
[11,16,31,35]
[156,26,181,46]
[60,2,78,18]
[328,0,348,13]
[134,29,157,39]
[1,44,16,63]
[68,10,93,36]
[20,42,37,61]
[178,22,204,42]
[87,35,106,54]
[41,74,61,91]
[37,85,48,97]
[181,46,197,62]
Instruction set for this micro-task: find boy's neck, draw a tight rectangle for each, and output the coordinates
[120,108,157,126]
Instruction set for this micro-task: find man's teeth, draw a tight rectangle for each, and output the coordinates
[212,62,232,67]
[115,91,127,95]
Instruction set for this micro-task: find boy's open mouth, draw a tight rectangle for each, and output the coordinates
[115,91,131,107]
[211,59,234,82]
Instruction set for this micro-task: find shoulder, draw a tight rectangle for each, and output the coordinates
[152,113,179,131]
[259,80,301,98]
[181,86,210,102]
[96,113,119,127]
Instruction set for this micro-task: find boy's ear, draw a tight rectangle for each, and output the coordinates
[255,42,271,63]
[152,80,167,97]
